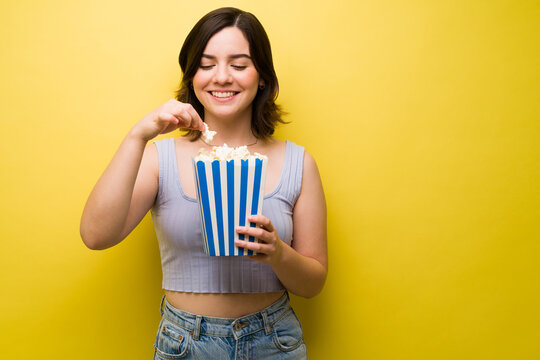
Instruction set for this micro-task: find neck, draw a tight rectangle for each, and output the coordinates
[203,112,257,147]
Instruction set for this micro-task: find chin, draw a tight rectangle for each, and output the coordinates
[207,107,251,120]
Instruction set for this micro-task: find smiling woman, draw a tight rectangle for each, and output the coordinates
[177,8,285,141]
[192,27,261,123]
[79,6,327,360]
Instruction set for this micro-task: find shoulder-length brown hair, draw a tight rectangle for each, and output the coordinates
[176,7,286,141]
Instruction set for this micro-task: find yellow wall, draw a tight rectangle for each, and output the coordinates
[1,0,539,358]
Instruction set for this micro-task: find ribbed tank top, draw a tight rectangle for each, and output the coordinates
[150,138,305,293]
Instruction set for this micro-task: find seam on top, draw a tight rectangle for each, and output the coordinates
[166,138,196,202]
[264,139,290,199]
[152,141,165,203]
[172,139,292,203]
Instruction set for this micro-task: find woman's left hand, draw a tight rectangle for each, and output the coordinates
[235,215,283,266]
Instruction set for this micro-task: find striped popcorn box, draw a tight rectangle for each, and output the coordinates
[193,149,268,256]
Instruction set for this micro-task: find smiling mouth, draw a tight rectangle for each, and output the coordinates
[210,91,239,98]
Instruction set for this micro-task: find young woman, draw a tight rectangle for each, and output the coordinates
[80,7,327,359]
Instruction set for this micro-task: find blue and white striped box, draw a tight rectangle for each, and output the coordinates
[193,157,268,256]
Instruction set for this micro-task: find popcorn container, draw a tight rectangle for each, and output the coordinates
[193,157,268,256]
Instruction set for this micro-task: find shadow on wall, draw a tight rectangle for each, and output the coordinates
[290,294,326,351]
[129,215,165,307]
[83,215,163,332]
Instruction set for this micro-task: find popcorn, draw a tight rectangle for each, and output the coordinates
[201,123,216,143]
[194,144,267,162]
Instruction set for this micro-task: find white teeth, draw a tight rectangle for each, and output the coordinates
[211,91,236,98]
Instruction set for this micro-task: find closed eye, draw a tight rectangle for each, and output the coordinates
[199,65,214,70]
[232,65,247,70]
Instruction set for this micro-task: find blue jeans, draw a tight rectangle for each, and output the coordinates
[153,292,307,359]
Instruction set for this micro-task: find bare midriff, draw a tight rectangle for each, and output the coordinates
[164,290,286,318]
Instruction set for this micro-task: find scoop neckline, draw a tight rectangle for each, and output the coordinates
[172,139,290,203]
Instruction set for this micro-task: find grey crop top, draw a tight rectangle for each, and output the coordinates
[150,138,305,293]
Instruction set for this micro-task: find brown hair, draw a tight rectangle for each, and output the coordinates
[176,7,286,141]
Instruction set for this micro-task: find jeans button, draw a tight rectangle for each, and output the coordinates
[235,322,241,331]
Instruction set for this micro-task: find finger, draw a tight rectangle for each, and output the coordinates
[184,105,205,131]
[247,215,275,232]
[174,110,194,128]
[164,103,188,127]
[236,226,272,243]
[235,239,271,254]
[157,112,180,128]
[158,112,177,122]
[170,103,201,131]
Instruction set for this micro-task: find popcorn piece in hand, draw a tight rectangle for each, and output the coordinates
[202,123,216,143]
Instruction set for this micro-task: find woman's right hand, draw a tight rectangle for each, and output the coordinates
[81,99,204,250]
[131,99,205,142]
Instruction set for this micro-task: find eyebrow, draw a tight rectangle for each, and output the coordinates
[201,53,252,60]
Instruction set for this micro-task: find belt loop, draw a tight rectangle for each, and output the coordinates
[261,310,272,335]
[159,295,166,317]
[192,315,202,340]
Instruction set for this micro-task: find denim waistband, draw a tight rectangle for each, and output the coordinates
[160,292,291,340]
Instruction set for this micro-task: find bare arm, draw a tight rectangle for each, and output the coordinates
[80,99,204,250]
[236,151,328,298]
[80,134,156,250]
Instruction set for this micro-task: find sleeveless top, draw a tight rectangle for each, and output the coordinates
[150,138,305,293]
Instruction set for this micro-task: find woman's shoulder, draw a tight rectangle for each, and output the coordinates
[172,135,201,152]
[262,138,315,165]
[149,135,193,154]
[279,140,317,178]
[257,137,286,160]
[147,135,200,164]
[263,136,285,147]
[172,135,193,146]
[263,137,307,152]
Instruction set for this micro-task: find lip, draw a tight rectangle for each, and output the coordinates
[208,90,239,102]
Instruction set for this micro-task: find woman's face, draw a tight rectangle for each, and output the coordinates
[193,26,262,121]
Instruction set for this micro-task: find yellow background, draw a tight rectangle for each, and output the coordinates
[1,0,539,359]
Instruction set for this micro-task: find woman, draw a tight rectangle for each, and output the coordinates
[80,7,327,359]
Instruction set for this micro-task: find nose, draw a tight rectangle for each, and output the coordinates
[214,64,232,84]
